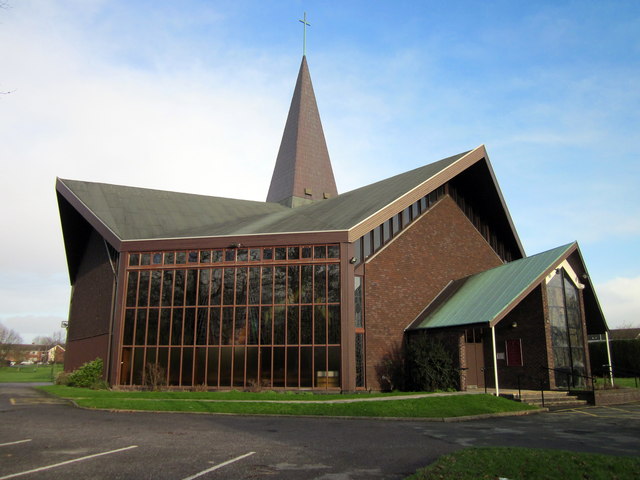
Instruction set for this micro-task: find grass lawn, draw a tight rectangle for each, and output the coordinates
[614,377,639,389]
[0,364,63,383]
[407,447,640,480]
[39,386,537,418]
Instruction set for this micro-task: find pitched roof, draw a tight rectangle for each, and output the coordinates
[407,243,577,331]
[266,56,338,207]
[56,150,467,242]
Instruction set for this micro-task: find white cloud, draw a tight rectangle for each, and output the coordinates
[596,276,640,329]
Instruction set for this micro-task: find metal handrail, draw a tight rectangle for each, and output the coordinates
[541,365,595,392]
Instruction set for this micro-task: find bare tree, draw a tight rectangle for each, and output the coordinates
[0,323,24,363]
[33,330,66,349]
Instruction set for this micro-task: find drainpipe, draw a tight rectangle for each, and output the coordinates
[605,331,614,387]
[104,240,118,384]
[491,325,500,397]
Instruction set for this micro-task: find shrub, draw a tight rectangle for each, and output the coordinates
[55,371,71,386]
[66,358,106,389]
[405,335,458,391]
[375,342,406,391]
[143,362,167,391]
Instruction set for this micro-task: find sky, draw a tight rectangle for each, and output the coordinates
[1,0,639,343]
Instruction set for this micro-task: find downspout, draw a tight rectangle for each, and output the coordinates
[104,240,118,384]
[605,331,614,387]
[491,325,500,397]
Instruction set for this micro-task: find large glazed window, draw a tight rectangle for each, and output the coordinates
[121,245,340,389]
[547,270,587,388]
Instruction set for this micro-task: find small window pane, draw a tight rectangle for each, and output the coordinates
[314,246,326,259]
[402,207,411,227]
[126,272,138,307]
[200,251,211,263]
[208,308,220,345]
[261,307,273,345]
[212,250,223,263]
[261,267,273,304]
[287,247,300,260]
[249,249,261,261]
[263,248,273,260]
[164,252,175,265]
[176,252,187,264]
[275,247,287,260]
[141,253,151,266]
[373,226,382,251]
[225,249,236,262]
[363,233,372,259]
[188,251,198,263]
[274,306,285,345]
[173,270,185,306]
[327,245,339,258]
[129,254,140,266]
[301,247,312,258]
[392,215,400,235]
[152,253,162,265]
[138,271,150,307]
[237,249,248,262]
[171,310,183,345]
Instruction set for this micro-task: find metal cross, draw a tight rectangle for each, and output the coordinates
[299,12,310,56]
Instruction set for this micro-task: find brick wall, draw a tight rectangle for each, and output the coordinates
[65,335,109,373]
[364,196,503,390]
[484,285,550,390]
[65,228,115,374]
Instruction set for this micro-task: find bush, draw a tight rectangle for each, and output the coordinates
[55,371,71,386]
[143,362,166,391]
[405,335,458,391]
[63,358,106,389]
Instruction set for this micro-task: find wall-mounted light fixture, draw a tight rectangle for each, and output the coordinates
[349,257,357,264]
[511,321,518,328]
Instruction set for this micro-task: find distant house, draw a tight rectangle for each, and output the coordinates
[5,345,48,364]
[47,345,66,363]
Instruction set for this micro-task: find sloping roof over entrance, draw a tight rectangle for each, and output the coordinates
[407,242,594,331]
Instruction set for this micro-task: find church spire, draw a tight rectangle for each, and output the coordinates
[266,56,338,207]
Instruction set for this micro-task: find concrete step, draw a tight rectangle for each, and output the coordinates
[511,391,588,408]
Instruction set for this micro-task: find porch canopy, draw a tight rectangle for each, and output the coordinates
[406,242,608,336]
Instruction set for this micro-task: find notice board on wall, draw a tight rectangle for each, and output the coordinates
[505,339,523,367]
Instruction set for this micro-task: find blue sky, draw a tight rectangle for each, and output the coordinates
[1,0,639,341]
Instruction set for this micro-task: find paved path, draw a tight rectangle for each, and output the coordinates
[1,383,638,480]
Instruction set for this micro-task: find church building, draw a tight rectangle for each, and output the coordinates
[57,55,609,392]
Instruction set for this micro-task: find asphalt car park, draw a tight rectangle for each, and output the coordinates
[1,384,639,479]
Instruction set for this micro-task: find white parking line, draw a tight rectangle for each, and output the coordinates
[181,451,256,480]
[0,445,138,480]
[0,440,31,447]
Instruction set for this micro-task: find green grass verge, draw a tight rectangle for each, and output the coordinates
[39,385,430,401]
[0,365,63,383]
[407,447,640,480]
[614,377,639,389]
[39,386,537,418]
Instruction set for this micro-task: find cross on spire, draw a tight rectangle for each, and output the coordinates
[299,12,310,56]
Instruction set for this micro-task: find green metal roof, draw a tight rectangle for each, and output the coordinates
[408,243,577,330]
[57,152,466,241]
